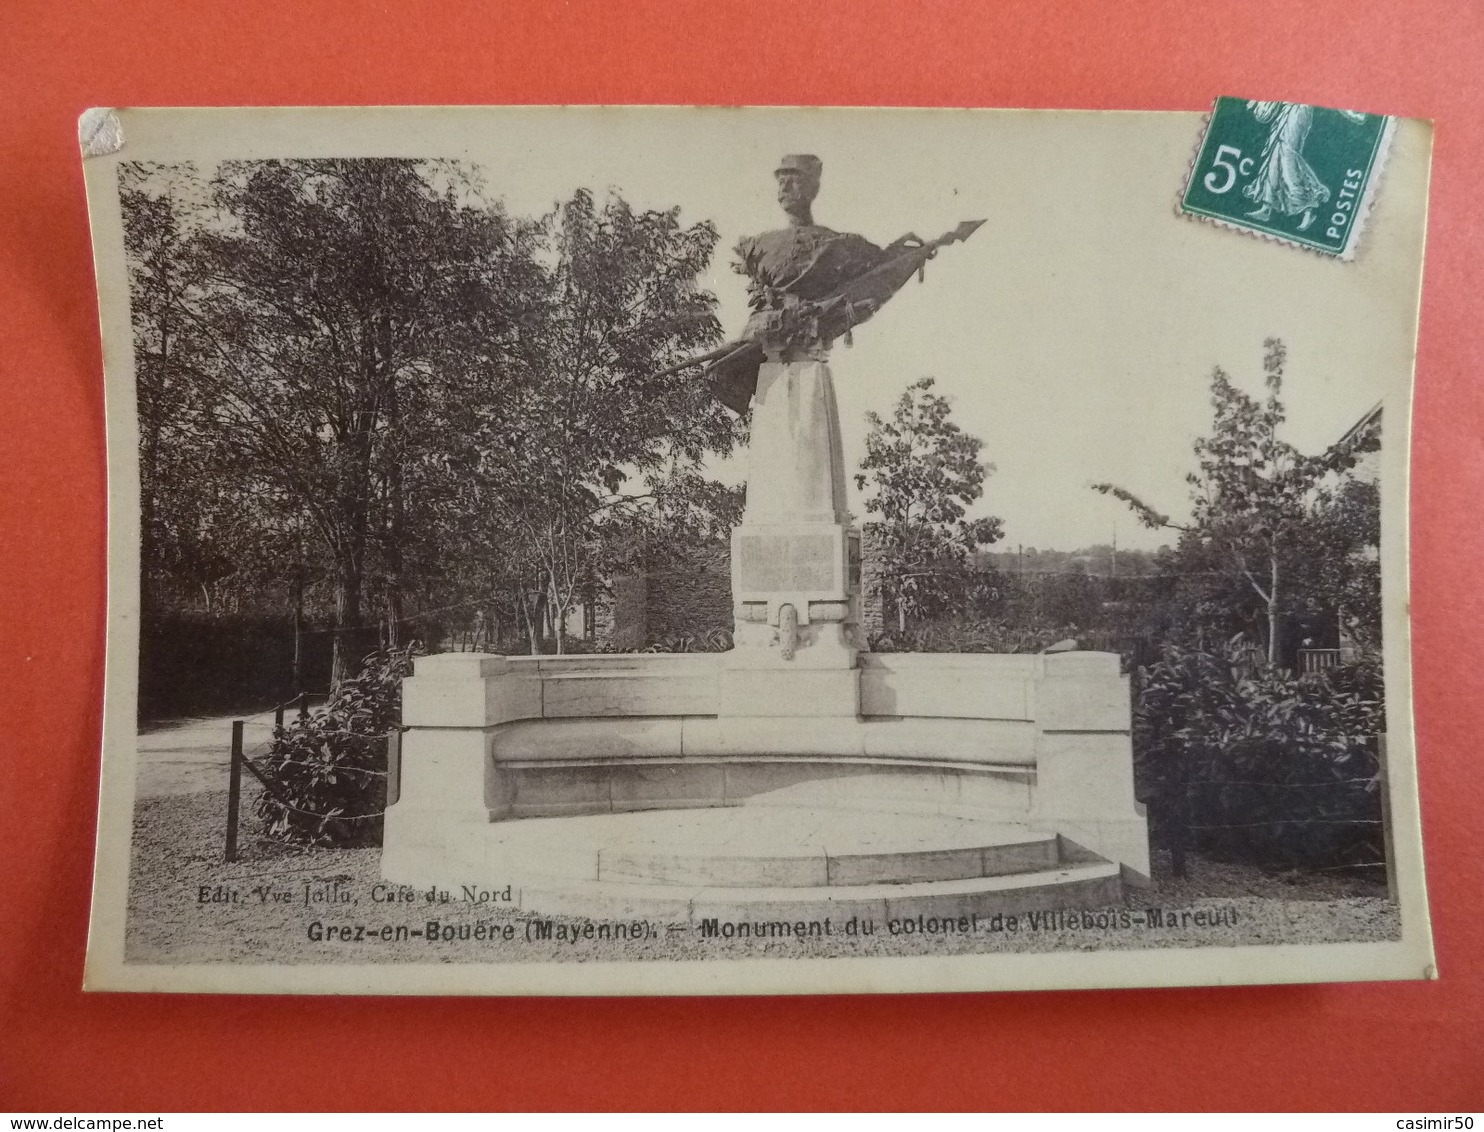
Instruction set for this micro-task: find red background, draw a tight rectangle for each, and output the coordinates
[2,0,1482,1111]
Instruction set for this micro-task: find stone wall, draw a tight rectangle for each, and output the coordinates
[595,544,734,650]
[608,574,648,652]
[387,649,1150,888]
[603,536,885,649]
[645,542,733,644]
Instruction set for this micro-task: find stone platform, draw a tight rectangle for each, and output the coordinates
[431,804,1124,922]
[381,649,1151,918]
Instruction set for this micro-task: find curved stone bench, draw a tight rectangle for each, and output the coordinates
[489,715,1036,767]
[483,714,1038,822]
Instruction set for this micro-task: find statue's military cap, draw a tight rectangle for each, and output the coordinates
[775,154,823,179]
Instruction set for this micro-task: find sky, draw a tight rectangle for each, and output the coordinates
[122,107,1429,551]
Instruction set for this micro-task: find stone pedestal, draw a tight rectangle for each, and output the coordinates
[740,358,848,525]
[381,652,522,882]
[1028,651,1151,885]
[725,357,861,716]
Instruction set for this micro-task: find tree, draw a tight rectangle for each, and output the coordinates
[124,164,743,685]
[123,165,213,612]
[1093,339,1378,666]
[446,189,740,653]
[856,377,1004,632]
[181,158,543,682]
[1298,476,1381,652]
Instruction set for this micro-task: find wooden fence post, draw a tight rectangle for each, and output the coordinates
[1169,750,1191,879]
[274,701,285,733]
[225,719,244,862]
[386,728,402,809]
[298,691,310,720]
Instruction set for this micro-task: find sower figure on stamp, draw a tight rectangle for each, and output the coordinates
[1242,101,1372,232]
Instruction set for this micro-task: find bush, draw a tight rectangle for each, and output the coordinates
[632,628,733,653]
[868,616,1060,655]
[1134,639,1385,870]
[254,644,419,847]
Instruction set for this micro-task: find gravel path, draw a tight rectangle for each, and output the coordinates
[135,712,279,797]
[125,790,1400,966]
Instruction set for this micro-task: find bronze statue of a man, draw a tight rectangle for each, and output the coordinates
[667,154,985,414]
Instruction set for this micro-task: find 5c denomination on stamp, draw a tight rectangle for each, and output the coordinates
[1181,96,1393,259]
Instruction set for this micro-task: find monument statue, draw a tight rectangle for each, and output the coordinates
[666,154,986,414]
[685,155,985,692]
[380,150,1150,919]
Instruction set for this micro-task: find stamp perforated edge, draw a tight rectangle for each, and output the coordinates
[1175,97,1396,263]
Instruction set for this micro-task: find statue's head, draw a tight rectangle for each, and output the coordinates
[774,154,822,222]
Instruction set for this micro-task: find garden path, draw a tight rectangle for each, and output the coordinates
[134,710,278,798]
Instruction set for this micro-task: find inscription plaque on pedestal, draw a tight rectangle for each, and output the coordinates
[732,524,847,605]
[737,532,837,594]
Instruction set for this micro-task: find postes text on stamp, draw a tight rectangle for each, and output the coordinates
[1181,97,1393,259]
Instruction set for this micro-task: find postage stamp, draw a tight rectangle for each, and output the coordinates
[1181,97,1394,258]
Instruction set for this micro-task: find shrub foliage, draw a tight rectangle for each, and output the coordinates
[1133,639,1385,869]
[868,616,1060,655]
[255,644,419,847]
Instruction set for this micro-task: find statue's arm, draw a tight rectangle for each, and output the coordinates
[732,234,757,275]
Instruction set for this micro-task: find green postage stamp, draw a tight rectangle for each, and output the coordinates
[1181,97,1394,259]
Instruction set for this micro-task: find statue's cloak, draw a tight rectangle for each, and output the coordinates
[707,222,983,414]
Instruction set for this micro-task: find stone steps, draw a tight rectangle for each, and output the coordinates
[515,861,1125,923]
[595,832,1060,888]
[464,805,1128,923]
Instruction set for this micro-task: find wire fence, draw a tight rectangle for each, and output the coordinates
[223,711,403,863]
[1148,753,1389,879]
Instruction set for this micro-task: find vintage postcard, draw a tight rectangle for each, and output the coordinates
[81,105,1434,996]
